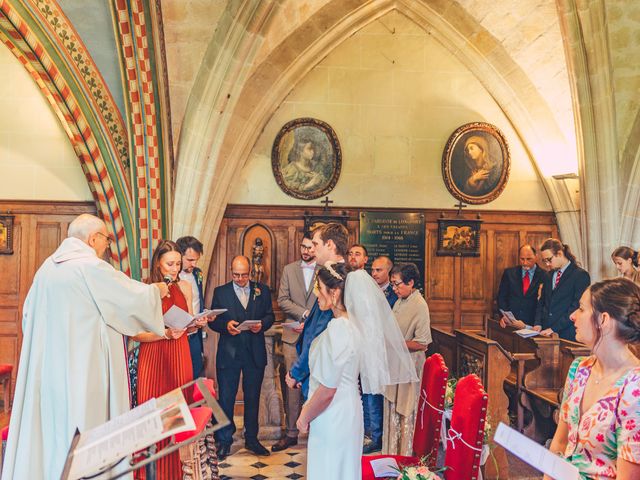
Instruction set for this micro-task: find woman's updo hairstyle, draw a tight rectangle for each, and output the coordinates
[611,246,639,268]
[316,262,353,307]
[589,277,640,345]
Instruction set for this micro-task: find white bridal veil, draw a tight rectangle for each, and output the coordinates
[344,269,418,394]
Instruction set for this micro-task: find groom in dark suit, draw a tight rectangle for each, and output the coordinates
[209,256,274,459]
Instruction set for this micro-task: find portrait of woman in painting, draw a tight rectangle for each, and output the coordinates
[272,118,342,200]
[442,122,510,205]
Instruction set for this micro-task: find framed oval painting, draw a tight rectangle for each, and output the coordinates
[442,122,510,205]
[271,118,342,200]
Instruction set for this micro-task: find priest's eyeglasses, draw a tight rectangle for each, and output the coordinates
[97,232,114,245]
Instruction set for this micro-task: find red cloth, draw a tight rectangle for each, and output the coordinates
[0,364,12,376]
[136,283,193,480]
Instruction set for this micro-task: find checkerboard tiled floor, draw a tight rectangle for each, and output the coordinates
[217,439,306,480]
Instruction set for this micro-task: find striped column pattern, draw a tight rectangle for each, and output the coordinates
[114,0,164,278]
[0,0,131,274]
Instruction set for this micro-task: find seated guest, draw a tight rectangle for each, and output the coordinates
[209,256,275,460]
[545,278,640,480]
[371,255,398,308]
[498,244,547,328]
[611,246,640,284]
[134,240,210,480]
[382,263,431,455]
[534,238,590,341]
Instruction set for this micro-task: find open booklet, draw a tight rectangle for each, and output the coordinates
[163,305,227,330]
[499,309,518,325]
[64,388,195,480]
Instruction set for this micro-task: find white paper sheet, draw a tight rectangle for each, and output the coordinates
[237,320,262,331]
[163,305,193,329]
[499,309,518,324]
[515,328,540,338]
[283,321,302,329]
[369,457,400,478]
[493,423,580,480]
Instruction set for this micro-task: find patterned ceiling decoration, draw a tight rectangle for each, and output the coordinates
[0,0,134,275]
[112,0,171,277]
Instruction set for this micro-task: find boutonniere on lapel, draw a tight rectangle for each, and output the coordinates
[253,284,262,301]
[195,269,203,284]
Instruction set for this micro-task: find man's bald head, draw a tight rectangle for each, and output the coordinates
[231,256,251,287]
[371,256,394,287]
[519,244,538,271]
[68,214,111,258]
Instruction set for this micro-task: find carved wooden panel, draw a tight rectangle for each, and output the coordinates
[426,228,455,301]
[0,201,95,392]
[493,231,520,296]
[461,231,487,300]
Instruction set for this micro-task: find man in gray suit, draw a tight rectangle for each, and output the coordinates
[273,235,317,451]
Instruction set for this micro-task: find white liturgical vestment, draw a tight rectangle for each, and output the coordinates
[1,237,166,480]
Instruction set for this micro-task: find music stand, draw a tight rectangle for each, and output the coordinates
[61,378,230,480]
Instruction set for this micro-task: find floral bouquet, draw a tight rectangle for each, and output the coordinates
[444,377,457,410]
[395,458,445,480]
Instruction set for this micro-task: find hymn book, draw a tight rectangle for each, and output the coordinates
[64,388,195,480]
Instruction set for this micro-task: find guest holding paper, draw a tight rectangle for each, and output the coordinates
[133,240,205,480]
[382,263,431,455]
[498,244,547,328]
[209,256,275,460]
[546,277,640,479]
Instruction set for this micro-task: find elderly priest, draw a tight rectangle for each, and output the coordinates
[1,214,167,480]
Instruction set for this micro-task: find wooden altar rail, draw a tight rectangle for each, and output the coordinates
[430,327,510,480]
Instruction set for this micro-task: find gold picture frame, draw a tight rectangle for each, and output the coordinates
[0,215,14,254]
[271,118,342,200]
[442,122,510,205]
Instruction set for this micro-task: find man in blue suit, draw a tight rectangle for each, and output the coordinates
[285,223,349,398]
[176,236,207,379]
[209,256,275,459]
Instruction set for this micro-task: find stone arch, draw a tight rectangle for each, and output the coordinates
[0,0,134,274]
[174,0,580,269]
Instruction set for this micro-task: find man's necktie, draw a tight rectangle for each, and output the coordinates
[522,272,530,295]
[554,270,563,290]
[240,289,249,309]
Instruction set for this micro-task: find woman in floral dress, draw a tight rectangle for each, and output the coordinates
[546,277,640,479]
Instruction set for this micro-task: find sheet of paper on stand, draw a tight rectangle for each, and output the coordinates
[369,457,400,478]
[237,320,262,331]
[515,328,540,338]
[494,423,580,480]
[283,321,302,329]
[67,388,195,480]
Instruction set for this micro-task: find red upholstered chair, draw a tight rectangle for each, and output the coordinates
[192,378,216,403]
[0,364,12,413]
[1,425,8,477]
[361,353,449,479]
[442,374,488,480]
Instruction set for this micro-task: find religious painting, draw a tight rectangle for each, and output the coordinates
[272,118,342,200]
[442,122,510,205]
[0,215,14,254]
[436,219,482,257]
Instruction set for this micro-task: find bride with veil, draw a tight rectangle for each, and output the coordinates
[296,262,417,479]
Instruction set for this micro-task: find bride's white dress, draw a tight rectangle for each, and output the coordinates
[306,316,363,480]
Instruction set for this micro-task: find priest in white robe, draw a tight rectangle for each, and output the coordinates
[1,214,168,480]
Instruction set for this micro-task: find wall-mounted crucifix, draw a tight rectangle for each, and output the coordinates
[454,201,467,216]
[320,196,334,211]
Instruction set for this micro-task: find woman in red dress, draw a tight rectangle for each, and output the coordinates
[134,240,204,479]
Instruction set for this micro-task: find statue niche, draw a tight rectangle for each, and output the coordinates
[241,224,273,288]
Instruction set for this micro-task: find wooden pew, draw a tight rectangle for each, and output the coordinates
[430,327,511,480]
[486,318,561,435]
